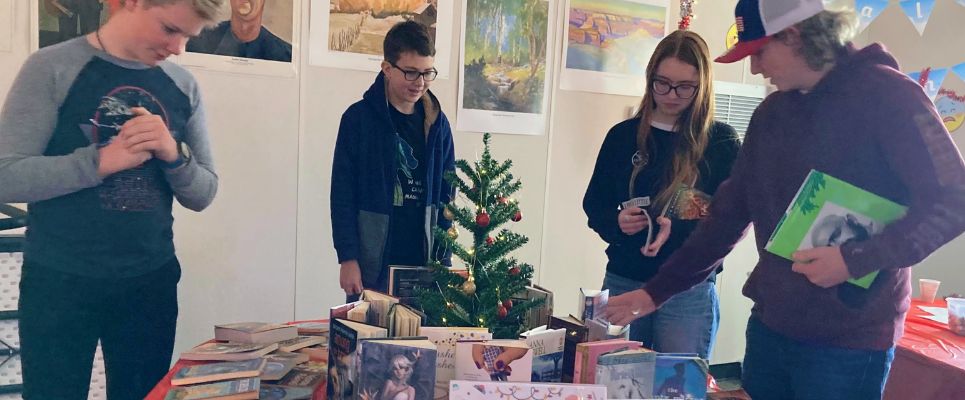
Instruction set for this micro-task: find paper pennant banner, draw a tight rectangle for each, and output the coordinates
[908,68,948,101]
[900,0,936,35]
[855,0,890,33]
[952,62,965,82]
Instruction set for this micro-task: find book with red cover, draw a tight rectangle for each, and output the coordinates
[573,339,642,384]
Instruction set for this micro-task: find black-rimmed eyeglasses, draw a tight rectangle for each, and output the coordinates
[390,62,439,82]
[651,79,698,99]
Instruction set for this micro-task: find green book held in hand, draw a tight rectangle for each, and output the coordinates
[765,170,907,289]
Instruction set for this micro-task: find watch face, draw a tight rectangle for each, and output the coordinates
[179,142,192,160]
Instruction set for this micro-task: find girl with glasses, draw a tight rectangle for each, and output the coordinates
[582,30,741,360]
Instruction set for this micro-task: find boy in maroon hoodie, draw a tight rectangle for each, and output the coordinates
[604,0,965,398]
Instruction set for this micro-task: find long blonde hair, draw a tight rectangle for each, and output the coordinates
[631,30,714,210]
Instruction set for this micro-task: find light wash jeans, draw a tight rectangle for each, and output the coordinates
[602,271,719,360]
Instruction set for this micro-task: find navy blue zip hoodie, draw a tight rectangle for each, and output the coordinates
[331,72,455,286]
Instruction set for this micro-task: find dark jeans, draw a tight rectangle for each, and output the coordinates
[19,258,181,400]
[743,316,895,400]
[602,272,719,360]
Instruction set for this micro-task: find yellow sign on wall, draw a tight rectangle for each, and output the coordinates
[726,23,739,50]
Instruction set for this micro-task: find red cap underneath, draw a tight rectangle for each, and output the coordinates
[716,36,770,64]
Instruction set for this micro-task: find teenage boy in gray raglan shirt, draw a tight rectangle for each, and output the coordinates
[0,1,222,398]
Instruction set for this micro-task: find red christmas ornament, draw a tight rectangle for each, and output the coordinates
[486,236,495,245]
[497,305,508,318]
[511,211,522,222]
[497,197,509,204]
[502,299,513,309]
[476,211,491,227]
[509,267,521,276]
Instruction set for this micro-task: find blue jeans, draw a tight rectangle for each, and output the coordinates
[602,272,719,360]
[743,316,895,400]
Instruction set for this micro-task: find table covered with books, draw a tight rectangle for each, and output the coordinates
[146,320,330,400]
[882,298,965,400]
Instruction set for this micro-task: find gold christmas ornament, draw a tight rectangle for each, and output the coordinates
[443,206,455,221]
[447,226,459,239]
[461,279,476,295]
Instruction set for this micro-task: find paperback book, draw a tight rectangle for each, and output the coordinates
[766,170,907,288]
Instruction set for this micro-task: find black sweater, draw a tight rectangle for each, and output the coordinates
[583,118,740,283]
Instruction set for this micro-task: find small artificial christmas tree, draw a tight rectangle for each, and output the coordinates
[418,133,542,339]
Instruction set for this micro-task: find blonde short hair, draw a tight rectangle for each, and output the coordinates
[120,0,224,22]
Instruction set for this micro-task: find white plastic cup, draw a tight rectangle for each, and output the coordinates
[947,297,965,336]
[919,279,941,303]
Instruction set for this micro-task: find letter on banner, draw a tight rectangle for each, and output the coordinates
[907,68,949,102]
[855,0,889,33]
[899,0,936,35]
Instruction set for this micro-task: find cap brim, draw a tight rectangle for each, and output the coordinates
[715,37,770,64]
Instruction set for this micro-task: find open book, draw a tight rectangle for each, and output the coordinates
[624,183,712,256]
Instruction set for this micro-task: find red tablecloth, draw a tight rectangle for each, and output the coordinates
[883,298,965,400]
[146,320,329,400]
[145,358,207,400]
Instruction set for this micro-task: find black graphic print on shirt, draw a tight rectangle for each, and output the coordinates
[44,57,190,213]
[79,86,173,212]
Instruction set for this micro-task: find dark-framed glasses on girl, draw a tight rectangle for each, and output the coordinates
[390,62,439,81]
[652,79,697,99]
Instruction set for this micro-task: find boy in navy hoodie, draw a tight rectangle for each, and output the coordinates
[331,21,455,300]
[605,1,965,399]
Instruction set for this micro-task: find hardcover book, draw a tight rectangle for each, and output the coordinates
[573,339,642,384]
[421,327,492,399]
[766,170,907,288]
[356,338,438,400]
[548,315,589,383]
[652,354,708,399]
[511,285,554,329]
[388,265,435,305]
[454,340,532,383]
[595,349,657,399]
[327,318,388,400]
[387,302,426,337]
[448,380,607,400]
[585,318,629,342]
[578,289,609,322]
[520,326,565,383]
[361,289,401,328]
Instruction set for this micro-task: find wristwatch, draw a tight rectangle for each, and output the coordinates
[162,141,192,169]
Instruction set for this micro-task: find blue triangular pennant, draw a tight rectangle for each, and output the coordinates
[908,68,948,101]
[900,0,936,35]
[855,0,889,33]
[951,62,965,82]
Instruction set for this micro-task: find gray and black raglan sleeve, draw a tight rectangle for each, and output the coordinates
[159,63,218,211]
[0,46,102,203]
